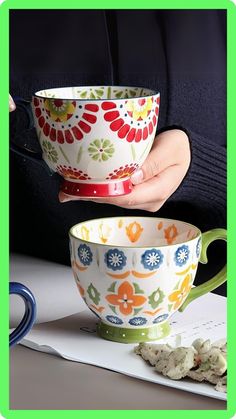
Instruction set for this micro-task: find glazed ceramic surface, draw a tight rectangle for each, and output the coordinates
[9,282,36,347]
[32,86,160,197]
[69,217,226,343]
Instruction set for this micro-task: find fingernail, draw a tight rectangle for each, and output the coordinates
[131,169,143,185]
[9,97,16,112]
[59,191,82,203]
[10,103,16,111]
[58,192,70,203]
[59,197,68,203]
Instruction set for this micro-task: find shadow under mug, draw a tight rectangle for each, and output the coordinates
[10,282,37,347]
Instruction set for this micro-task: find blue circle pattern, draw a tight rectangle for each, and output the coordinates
[153,313,169,324]
[104,248,127,271]
[196,237,201,258]
[106,315,123,325]
[141,249,164,271]
[174,245,190,267]
[129,317,147,326]
[78,244,93,266]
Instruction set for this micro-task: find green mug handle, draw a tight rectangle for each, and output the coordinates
[179,228,227,312]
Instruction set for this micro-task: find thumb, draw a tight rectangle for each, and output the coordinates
[130,129,186,185]
[131,142,160,185]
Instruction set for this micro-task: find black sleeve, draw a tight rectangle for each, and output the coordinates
[163,127,226,229]
[155,10,226,229]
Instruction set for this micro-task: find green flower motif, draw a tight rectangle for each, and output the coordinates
[133,283,145,294]
[87,283,100,305]
[76,87,105,99]
[114,89,137,99]
[113,87,143,99]
[42,140,58,163]
[107,282,116,292]
[88,139,115,162]
[148,287,165,309]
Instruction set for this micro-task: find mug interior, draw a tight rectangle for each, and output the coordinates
[35,86,158,100]
[70,217,201,247]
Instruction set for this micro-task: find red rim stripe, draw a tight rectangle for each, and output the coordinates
[61,178,133,197]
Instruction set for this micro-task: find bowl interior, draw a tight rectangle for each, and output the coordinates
[70,217,200,247]
[35,86,158,100]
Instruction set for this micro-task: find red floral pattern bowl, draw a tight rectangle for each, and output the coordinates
[32,86,160,197]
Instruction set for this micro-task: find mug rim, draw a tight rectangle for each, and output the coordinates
[33,86,160,101]
[69,216,201,249]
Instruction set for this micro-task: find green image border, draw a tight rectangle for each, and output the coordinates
[0,0,235,418]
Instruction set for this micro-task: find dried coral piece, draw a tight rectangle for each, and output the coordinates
[155,347,196,380]
[215,375,227,393]
[134,338,227,393]
[134,342,172,366]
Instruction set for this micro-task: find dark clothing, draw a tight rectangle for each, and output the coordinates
[10,10,226,295]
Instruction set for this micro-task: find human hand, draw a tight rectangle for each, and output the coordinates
[59,129,191,212]
[9,94,16,112]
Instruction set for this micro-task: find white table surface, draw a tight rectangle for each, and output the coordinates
[10,345,226,410]
[10,253,85,327]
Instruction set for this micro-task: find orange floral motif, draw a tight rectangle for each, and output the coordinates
[107,271,130,279]
[106,270,158,279]
[126,221,143,243]
[143,308,162,315]
[168,274,192,310]
[74,260,87,271]
[157,221,163,230]
[73,256,89,272]
[90,304,105,313]
[106,281,146,315]
[131,270,157,279]
[164,224,178,245]
[76,283,85,297]
[176,263,197,276]
[72,259,87,271]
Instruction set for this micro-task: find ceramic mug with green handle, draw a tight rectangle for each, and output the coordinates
[69,217,226,343]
